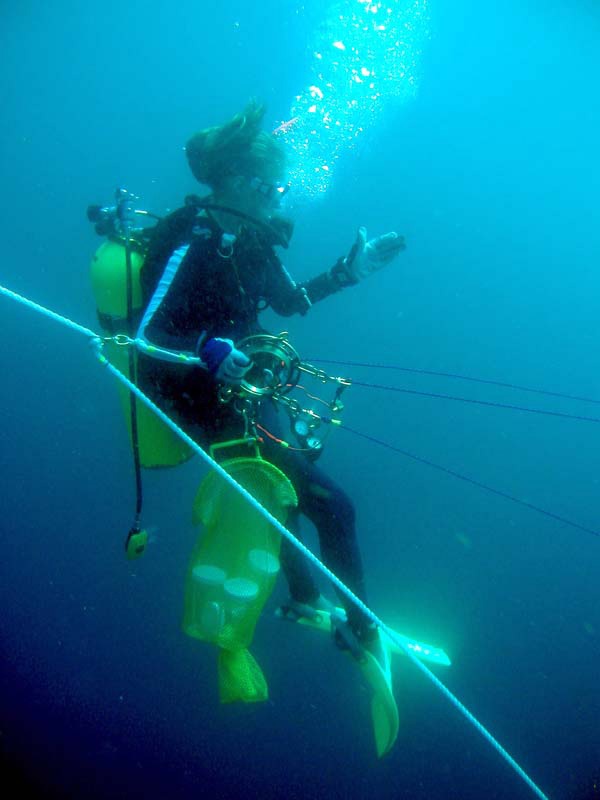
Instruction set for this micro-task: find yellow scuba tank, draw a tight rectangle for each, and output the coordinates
[90,239,193,468]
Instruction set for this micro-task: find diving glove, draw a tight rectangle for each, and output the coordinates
[339,227,406,284]
[201,337,251,384]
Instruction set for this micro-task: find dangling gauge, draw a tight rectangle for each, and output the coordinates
[237,334,301,398]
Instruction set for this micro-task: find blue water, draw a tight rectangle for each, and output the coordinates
[1,2,599,798]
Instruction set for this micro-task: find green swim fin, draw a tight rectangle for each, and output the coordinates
[277,604,451,666]
[276,604,451,758]
[359,627,399,757]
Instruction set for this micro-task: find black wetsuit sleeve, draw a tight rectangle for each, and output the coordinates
[300,256,359,303]
[267,258,312,316]
[268,255,358,317]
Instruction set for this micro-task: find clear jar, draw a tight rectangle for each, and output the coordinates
[248,548,280,579]
[223,577,259,622]
[190,564,226,638]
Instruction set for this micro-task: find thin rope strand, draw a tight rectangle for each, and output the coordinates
[350,380,600,424]
[341,424,600,538]
[309,357,600,406]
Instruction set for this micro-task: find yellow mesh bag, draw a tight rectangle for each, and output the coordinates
[182,455,297,702]
[218,647,268,704]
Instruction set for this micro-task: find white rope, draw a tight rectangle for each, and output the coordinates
[0,283,550,799]
[94,341,549,800]
[0,284,99,339]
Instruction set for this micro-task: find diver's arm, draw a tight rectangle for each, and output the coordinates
[270,255,364,315]
[301,257,359,302]
[267,256,361,317]
[295,227,407,308]
[135,244,206,364]
[135,242,250,385]
[267,259,313,317]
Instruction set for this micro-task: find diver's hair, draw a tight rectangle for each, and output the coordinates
[186,99,286,188]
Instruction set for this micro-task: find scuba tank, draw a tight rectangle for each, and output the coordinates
[89,189,194,560]
[89,193,193,470]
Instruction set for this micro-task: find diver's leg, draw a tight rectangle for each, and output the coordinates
[258,403,371,638]
[257,402,321,605]
[295,462,371,637]
[279,506,321,604]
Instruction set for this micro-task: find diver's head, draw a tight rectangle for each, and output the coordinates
[186,100,289,226]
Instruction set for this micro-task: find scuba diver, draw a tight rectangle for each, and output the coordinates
[133,100,406,665]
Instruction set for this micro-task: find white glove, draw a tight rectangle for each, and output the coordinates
[345,227,406,282]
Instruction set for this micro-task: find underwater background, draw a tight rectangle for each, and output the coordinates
[1,1,599,798]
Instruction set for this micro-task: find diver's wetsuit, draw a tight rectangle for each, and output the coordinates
[136,200,369,635]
